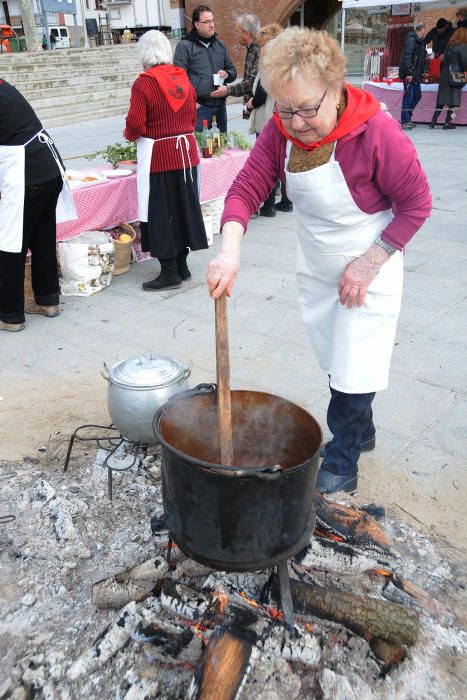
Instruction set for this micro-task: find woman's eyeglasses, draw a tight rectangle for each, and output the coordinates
[197,19,215,25]
[275,90,327,120]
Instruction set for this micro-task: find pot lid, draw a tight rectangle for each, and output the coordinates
[109,354,187,389]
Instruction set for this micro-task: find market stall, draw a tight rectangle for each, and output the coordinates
[56,148,250,242]
[362,80,467,124]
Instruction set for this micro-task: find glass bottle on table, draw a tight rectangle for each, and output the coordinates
[210,115,221,154]
[201,119,213,158]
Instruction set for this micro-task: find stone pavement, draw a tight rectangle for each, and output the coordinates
[1,106,466,547]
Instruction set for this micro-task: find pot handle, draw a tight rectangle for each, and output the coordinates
[100,361,110,382]
[181,361,193,382]
[212,464,284,480]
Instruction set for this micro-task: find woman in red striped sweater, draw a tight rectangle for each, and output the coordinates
[125,30,208,290]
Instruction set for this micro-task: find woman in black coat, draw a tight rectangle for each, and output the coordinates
[430,28,467,129]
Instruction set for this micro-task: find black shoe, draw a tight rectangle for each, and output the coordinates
[443,123,456,130]
[259,205,276,218]
[319,433,375,459]
[143,258,183,291]
[177,248,191,281]
[275,199,293,213]
[315,467,358,495]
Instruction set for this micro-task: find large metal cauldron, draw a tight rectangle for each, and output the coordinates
[153,384,322,572]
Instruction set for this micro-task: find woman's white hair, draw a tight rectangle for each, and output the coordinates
[137,30,172,67]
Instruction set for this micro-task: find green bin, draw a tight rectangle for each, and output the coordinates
[8,37,20,52]
[19,36,27,51]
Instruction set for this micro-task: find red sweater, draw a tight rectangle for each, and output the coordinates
[124,70,199,173]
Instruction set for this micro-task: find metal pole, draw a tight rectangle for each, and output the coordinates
[79,0,89,47]
[40,0,50,50]
[341,7,346,52]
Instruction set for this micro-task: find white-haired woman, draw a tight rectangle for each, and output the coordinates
[125,30,207,290]
[207,29,432,494]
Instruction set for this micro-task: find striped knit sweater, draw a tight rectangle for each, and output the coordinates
[124,70,199,173]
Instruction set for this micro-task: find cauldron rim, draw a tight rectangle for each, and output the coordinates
[152,386,323,478]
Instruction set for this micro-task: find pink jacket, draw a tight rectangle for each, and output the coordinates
[221,110,432,250]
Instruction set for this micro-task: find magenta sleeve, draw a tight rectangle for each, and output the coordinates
[370,116,432,250]
[220,120,285,233]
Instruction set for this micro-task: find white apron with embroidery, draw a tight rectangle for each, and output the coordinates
[136,133,194,223]
[0,130,77,253]
[285,142,403,393]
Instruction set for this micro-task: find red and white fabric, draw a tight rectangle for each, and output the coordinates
[56,149,250,241]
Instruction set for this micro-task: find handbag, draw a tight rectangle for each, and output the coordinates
[448,64,466,89]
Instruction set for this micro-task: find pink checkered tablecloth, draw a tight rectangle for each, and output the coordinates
[56,148,250,241]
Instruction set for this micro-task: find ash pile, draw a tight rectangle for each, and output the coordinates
[0,440,465,700]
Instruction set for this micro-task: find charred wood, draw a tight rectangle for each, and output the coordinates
[272,576,419,647]
[371,639,406,672]
[314,492,392,552]
[92,557,169,609]
[161,579,210,621]
[187,626,253,700]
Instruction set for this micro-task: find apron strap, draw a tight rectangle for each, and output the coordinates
[153,132,195,183]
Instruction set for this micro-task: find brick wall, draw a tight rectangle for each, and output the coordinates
[415,6,460,31]
[184,0,339,74]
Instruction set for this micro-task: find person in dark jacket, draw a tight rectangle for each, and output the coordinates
[455,8,467,29]
[0,79,65,331]
[430,27,467,129]
[173,4,236,132]
[399,23,428,129]
[424,18,454,56]
[210,13,260,119]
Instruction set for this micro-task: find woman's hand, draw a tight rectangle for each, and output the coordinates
[245,97,253,111]
[338,244,390,308]
[206,222,244,298]
[218,70,228,79]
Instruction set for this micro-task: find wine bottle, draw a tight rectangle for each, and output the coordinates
[210,116,221,153]
[201,119,213,158]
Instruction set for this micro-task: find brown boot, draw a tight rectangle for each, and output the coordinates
[0,320,25,332]
[25,301,60,317]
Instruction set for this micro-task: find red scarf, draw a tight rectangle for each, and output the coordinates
[144,65,190,112]
[273,83,380,150]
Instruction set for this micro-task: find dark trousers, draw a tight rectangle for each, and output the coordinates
[322,386,376,475]
[401,80,422,124]
[0,176,62,324]
[196,103,228,133]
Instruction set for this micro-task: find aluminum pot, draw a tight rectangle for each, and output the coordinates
[101,354,191,444]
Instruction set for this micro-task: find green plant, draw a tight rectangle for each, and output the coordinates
[85,141,137,169]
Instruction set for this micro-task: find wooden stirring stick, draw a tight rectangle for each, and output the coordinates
[215,294,234,466]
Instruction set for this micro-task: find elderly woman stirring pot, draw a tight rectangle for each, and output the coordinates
[207,29,432,495]
[125,30,207,290]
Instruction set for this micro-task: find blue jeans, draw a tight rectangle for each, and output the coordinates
[196,103,228,133]
[401,80,422,124]
[322,387,376,475]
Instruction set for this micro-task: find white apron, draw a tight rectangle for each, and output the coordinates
[136,133,195,223]
[0,130,77,253]
[285,142,403,393]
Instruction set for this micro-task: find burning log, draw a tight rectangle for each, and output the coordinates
[314,492,392,552]
[92,557,169,609]
[273,577,419,647]
[371,569,438,614]
[187,626,253,700]
[161,579,211,621]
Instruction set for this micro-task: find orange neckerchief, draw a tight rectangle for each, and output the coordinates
[273,83,380,150]
[144,65,190,112]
